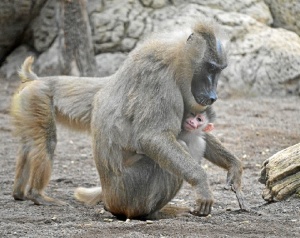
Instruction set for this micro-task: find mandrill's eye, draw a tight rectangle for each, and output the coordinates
[207,62,217,73]
[187,33,194,41]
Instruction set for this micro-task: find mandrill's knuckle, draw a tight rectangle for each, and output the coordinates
[195,196,214,209]
[197,197,214,205]
[192,199,214,216]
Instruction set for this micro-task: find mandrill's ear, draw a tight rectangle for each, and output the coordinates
[187,33,194,42]
[203,123,214,132]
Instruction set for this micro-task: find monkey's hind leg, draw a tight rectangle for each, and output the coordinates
[26,146,66,206]
[11,84,65,205]
[25,120,65,206]
[13,143,31,201]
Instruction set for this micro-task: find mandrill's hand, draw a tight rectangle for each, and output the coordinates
[224,166,242,192]
[225,166,250,211]
[191,189,214,216]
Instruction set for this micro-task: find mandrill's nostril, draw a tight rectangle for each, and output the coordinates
[210,97,217,104]
[209,92,218,105]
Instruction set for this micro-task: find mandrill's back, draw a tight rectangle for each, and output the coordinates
[50,75,111,132]
[11,56,112,134]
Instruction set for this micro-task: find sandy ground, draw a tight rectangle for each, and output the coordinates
[0,78,299,237]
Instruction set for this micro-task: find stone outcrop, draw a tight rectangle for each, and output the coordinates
[265,0,300,36]
[0,0,46,64]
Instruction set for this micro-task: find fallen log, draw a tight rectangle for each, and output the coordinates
[259,143,300,202]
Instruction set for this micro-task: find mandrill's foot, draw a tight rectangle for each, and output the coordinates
[27,190,66,206]
[13,191,27,201]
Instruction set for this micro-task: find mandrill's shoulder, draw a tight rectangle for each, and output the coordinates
[129,30,192,65]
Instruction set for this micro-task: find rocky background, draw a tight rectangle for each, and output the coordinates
[0,0,300,97]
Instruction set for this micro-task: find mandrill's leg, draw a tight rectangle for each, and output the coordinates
[25,124,65,205]
[12,85,65,205]
[98,155,183,219]
[13,143,31,201]
[26,146,60,205]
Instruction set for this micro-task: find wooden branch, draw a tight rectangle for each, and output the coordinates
[259,143,300,202]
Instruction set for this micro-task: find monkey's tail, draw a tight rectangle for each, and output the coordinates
[74,187,102,206]
[18,56,38,83]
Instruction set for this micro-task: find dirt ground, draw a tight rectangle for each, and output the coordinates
[0,78,299,238]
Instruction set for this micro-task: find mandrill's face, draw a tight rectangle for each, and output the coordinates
[182,113,206,132]
[191,38,227,107]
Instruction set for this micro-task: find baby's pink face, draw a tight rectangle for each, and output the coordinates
[183,113,205,132]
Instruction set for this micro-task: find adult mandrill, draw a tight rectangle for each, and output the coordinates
[11,21,243,218]
[91,22,231,218]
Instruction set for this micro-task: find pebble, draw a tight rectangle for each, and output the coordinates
[240,220,250,224]
[104,218,113,222]
[99,209,105,214]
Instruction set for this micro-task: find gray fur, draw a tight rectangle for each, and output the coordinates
[179,106,216,164]
[12,21,245,216]
[91,22,226,218]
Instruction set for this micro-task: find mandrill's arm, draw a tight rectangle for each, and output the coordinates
[140,131,214,216]
[204,133,249,211]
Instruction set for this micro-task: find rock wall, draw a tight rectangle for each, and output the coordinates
[265,0,300,35]
[0,0,299,96]
[0,0,46,64]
